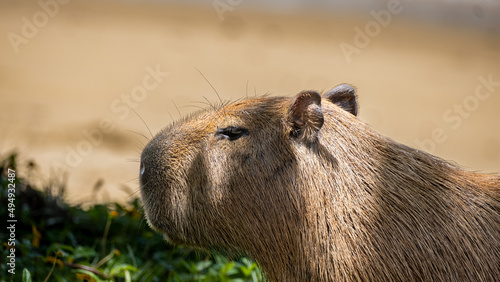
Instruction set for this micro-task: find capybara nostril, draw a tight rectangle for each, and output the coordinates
[138,137,169,194]
[139,160,145,178]
[139,159,148,191]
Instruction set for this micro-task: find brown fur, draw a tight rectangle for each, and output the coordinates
[140,85,500,281]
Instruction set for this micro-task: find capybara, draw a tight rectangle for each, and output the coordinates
[139,84,500,281]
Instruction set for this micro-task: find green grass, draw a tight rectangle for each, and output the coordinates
[0,153,264,281]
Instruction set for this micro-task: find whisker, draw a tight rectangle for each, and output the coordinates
[195,67,223,105]
[166,110,175,124]
[129,189,141,198]
[118,184,138,197]
[203,96,216,110]
[180,104,207,111]
[126,190,141,201]
[188,100,214,107]
[134,146,144,155]
[126,158,140,163]
[172,100,182,118]
[138,217,147,231]
[123,177,139,184]
[131,108,153,139]
[245,80,249,98]
[126,130,150,143]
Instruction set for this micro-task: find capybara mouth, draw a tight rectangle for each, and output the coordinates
[139,157,191,246]
[140,192,185,245]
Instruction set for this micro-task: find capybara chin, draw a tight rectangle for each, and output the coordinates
[139,84,500,281]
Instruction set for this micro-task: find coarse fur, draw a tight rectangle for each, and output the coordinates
[139,84,500,281]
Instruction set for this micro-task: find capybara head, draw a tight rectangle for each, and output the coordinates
[140,84,356,245]
[140,84,499,281]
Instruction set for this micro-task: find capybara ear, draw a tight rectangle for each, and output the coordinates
[287,91,324,142]
[323,84,358,116]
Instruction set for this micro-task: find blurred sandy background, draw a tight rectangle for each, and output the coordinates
[1,0,499,204]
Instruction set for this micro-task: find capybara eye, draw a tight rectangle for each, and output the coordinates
[215,126,249,141]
